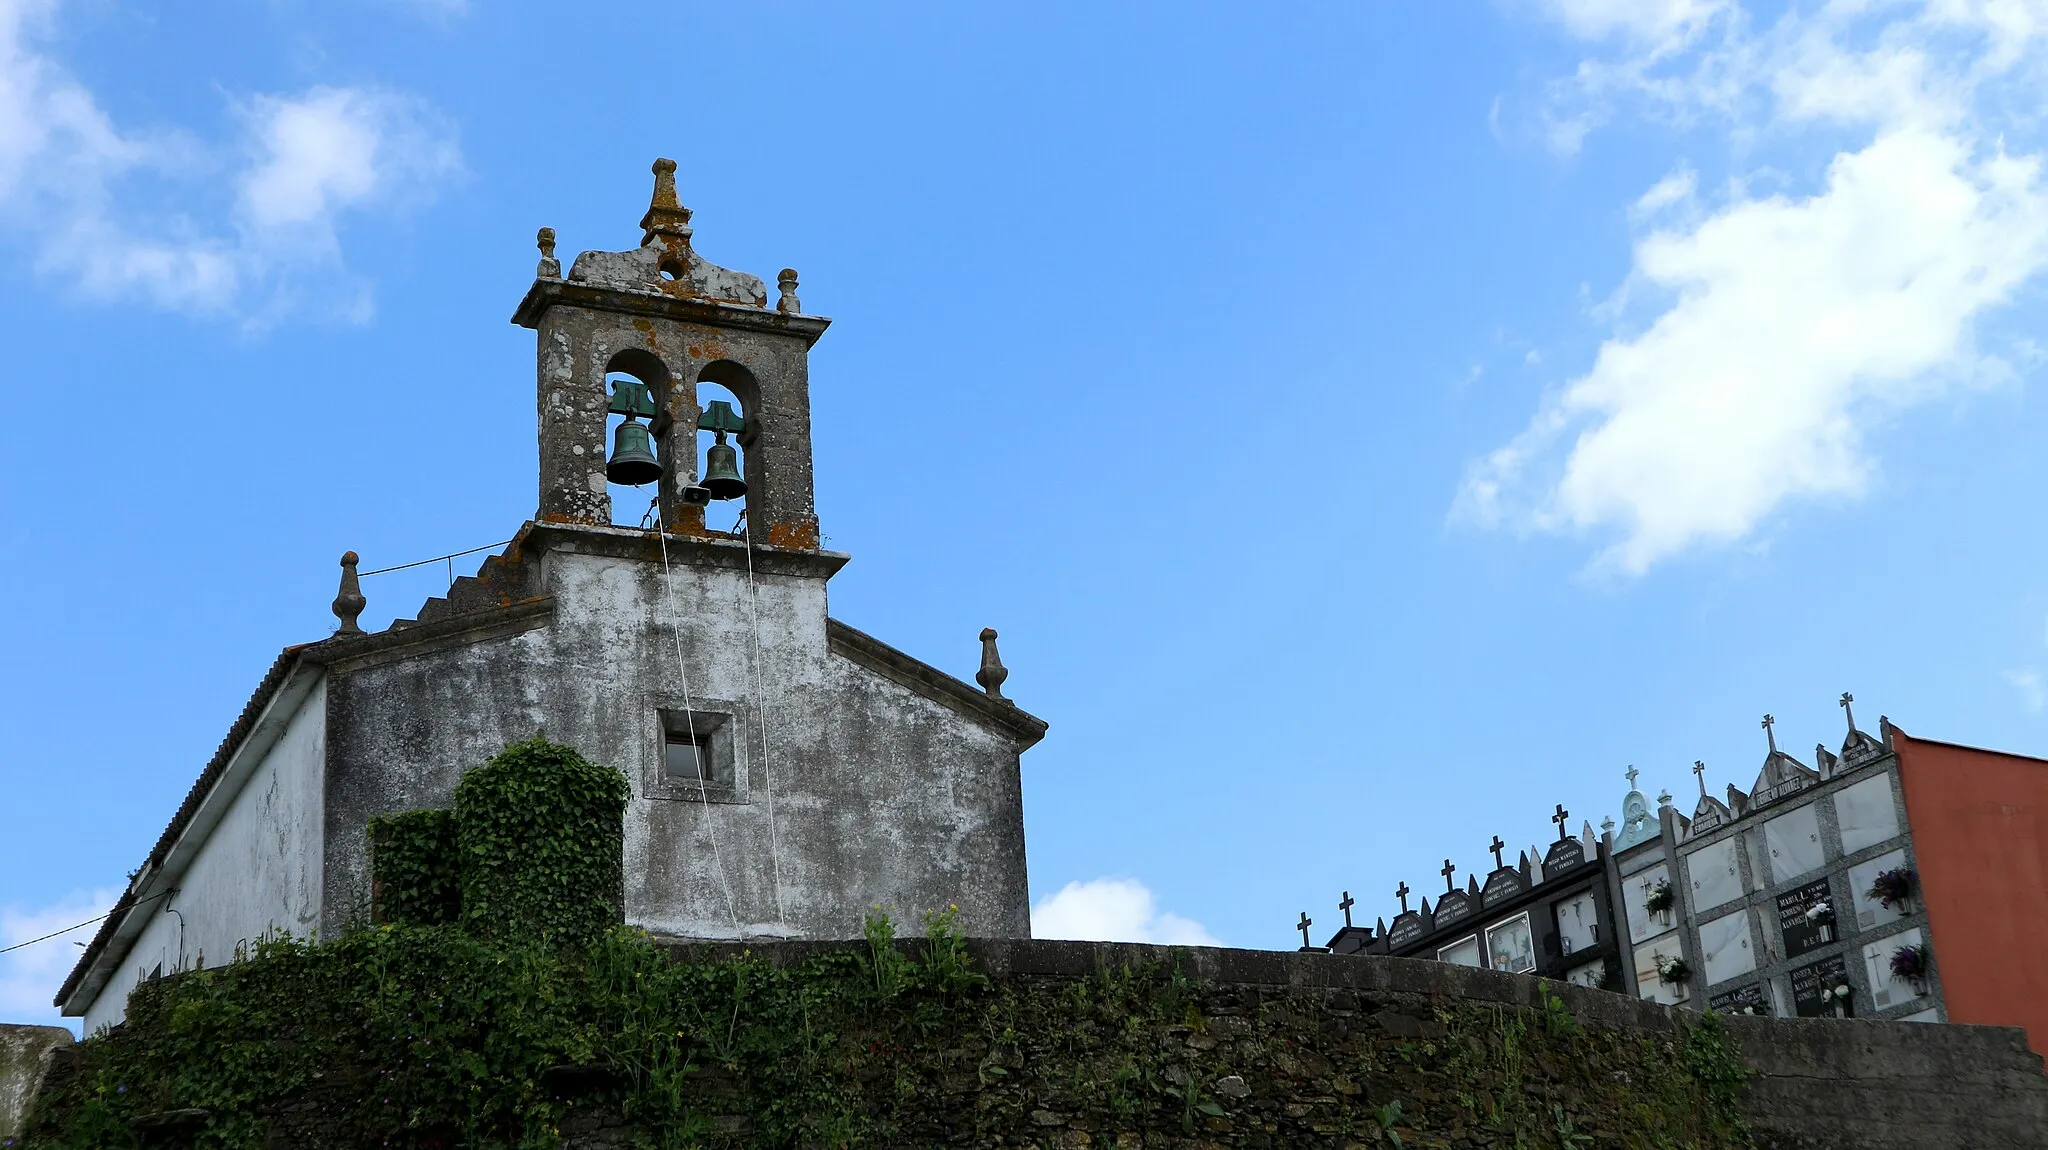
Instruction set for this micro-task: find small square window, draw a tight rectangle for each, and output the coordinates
[649,701,743,803]
[664,732,707,780]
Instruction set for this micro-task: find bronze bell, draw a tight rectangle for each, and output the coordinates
[701,433,746,501]
[607,418,662,486]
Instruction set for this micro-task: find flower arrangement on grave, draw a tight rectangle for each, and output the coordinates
[1653,952,1691,986]
[1890,944,1929,986]
[1867,867,1918,911]
[1803,899,1833,924]
[1829,982,1853,1017]
[1644,880,1675,917]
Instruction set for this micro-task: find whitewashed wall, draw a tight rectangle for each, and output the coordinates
[83,678,326,1031]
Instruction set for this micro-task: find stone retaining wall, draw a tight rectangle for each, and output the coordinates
[0,1025,72,1140]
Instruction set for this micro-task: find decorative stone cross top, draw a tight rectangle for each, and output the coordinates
[1625,765,1640,790]
[1694,759,1708,796]
[1489,835,1506,868]
[1552,803,1570,841]
[1297,912,1313,948]
[1762,713,1778,753]
[1840,692,1856,731]
[1441,859,1457,892]
[1339,891,1355,928]
[332,551,365,635]
[1395,881,1410,913]
[976,628,1009,702]
[535,226,560,279]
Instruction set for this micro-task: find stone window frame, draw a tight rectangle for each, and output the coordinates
[644,694,752,805]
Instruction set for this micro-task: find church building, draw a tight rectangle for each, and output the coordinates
[58,160,1048,1032]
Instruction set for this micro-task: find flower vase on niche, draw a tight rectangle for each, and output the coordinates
[1869,867,1918,917]
[1829,983,1852,1019]
[1645,880,1675,929]
[1890,945,1929,997]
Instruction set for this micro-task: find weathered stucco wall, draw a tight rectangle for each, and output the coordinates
[83,678,326,1032]
[323,530,1031,942]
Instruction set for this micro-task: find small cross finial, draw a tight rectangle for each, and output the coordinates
[1338,891,1355,928]
[1441,858,1457,892]
[332,551,365,635]
[1840,692,1856,731]
[1625,765,1640,789]
[1694,759,1708,797]
[776,268,801,314]
[1489,835,1506,868]
[975,628,1010,702]
[1297,912,1314,948]
[1394,881,1410,912]
[1552,803,1570,841]
[1762,713,1777,753]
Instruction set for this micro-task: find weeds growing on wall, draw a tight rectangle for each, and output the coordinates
[19,919,1755,1149]
[456,738,629,946]
[18,737,1754,1148]
[369,809,460,926]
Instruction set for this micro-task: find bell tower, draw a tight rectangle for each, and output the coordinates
[512,158,829,548]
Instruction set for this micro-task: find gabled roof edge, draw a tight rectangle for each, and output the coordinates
[826,618,1048,747]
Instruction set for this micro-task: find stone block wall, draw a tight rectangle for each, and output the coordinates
[14,940,2048,1147]
[0,1025,72,1140]
[1724,1012,2048,1149]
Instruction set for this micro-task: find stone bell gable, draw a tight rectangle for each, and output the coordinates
[59,160,1046,1031]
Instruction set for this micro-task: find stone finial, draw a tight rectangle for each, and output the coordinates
[640,157,694,245]
[975,627,1009,702]
[536,227,560,279]
[777,267,801,314]
[332,551,365,635]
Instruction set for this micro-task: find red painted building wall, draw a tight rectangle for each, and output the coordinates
[1892,726,2048,1055]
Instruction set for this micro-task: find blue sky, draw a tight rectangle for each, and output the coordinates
[9,0,2048,1023]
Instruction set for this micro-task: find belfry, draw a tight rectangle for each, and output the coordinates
[57,161,1047,1031]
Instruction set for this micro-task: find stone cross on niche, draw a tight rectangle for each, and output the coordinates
[1840,692,1856,732]
[1763,713,1778,754]
[1441,859,1457,893]
[1552,804,1570,841]
[1489,835,1506,869]
[1395,881,1411,913]
[1694,759,1708,797]
[1339,891,1355,928]
[1625,764,1640,790]
[1297,912,1313,948]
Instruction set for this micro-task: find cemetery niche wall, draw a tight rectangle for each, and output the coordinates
[1308,697,1984,1034]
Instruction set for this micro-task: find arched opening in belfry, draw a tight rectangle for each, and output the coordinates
[603,348,670,527]
[695,360,758,535]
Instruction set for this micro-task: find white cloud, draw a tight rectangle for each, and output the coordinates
[1467,1,2048,574]
[2010,668,2046,711]
[0,0,459,322]
[1630,167,1697,219]
[1539,0,1732,53]
[1,888,116,1031]
[1031,878,1223,947]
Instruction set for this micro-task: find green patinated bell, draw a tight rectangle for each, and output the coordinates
[702,434,746,501]
[606,418,663,486]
